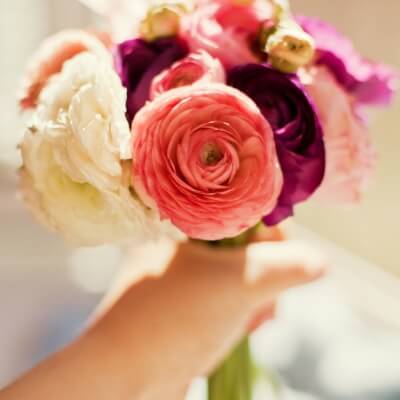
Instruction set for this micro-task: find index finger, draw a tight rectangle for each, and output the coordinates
[245,240,327,300]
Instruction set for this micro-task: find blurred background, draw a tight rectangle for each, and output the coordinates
[0,1,399,399]
[292,0,400,279]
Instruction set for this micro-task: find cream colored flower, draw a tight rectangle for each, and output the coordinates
[261,0,315,73]
[19,29,111,109]
[34,52,131,192]
[20,52,179,246]
[265,18,315,73]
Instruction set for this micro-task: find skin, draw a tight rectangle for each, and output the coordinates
[0,235,325,400]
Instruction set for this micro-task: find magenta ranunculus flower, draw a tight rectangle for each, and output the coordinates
[181,0,274,68]
[132,84,283,240]
[305,67,376,203]
[297,16,398,107]
[228,64,325,225]
[115,37,188,122]
[150,50,225,99]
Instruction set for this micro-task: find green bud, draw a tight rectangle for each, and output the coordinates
[140,3,186,41]
[269,56,298,74]
[265,18,315,72]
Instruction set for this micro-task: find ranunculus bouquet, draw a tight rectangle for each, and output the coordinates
[17,0,397,398]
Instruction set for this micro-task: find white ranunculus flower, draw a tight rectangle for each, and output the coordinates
[20,52,179,246]
[19,29,112,109]
[34,52,132,191]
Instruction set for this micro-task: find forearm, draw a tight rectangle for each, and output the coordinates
[90,246,254,396]
[0,246,252,400]
[0,239,323,400]
[0,332,134,400]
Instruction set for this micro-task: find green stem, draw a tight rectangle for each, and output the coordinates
[206,224,263,400]
[208,337,254,400]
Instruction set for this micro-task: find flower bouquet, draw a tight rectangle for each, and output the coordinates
[17,0,397,398]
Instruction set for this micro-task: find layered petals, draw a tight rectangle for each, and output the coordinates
[19,30,111,110]
[181,0,274,67]
[132,84,283,240]
[150,50,225,98]
[20,53,175,245]
[115,37,188,123]
[298,16,398,107]
[228,64,325,224]
[305,67,376,203]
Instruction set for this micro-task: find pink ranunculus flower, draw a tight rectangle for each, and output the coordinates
[181,0,274,68]
[132,84,283,240]
[305,67,376,203]
[150,50,225,99]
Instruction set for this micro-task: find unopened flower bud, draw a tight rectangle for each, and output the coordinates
[265,18,315,73]
[140,3,186,41]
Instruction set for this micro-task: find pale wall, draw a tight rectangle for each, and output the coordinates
[292,0,400,275]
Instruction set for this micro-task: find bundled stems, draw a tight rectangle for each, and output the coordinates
[208,338,255,400]
[206,224,261,400]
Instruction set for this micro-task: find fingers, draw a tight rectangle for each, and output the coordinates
[245,240,327,301]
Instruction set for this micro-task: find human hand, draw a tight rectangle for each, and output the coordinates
[0,229,326,400]
[88,231,326,398]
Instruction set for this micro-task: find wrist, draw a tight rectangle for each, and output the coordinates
[88,270,201,396]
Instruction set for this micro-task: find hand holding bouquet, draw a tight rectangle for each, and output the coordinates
[17,0,397,398]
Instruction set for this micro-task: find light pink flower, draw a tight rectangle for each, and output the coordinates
[19,30,111,110]
[305,67,376,203]
[150,50,225,99]
[132,84,283,240]
[181,0,274,67]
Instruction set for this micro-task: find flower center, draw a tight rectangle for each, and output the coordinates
[170,64,204,89]
[171,74,197,88]
[201,143,223,166]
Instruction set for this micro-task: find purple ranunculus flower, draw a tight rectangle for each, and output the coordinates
[297,16,398,107]
[115,37,188,123]
[228,64,325,225]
